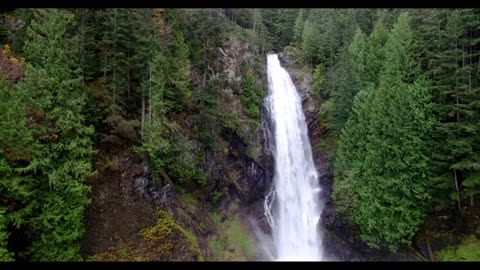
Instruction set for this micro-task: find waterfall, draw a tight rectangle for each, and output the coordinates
[263,54,324,261]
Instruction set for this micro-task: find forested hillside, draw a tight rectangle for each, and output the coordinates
[284,8,480,259]
[0,8,479,262]
[0,8,279,261]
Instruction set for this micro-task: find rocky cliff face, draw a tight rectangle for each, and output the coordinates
[140,31,274,260]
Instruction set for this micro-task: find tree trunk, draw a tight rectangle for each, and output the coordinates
[455,26,459,123]
[454,169,462,213]
[127,49,130,99]
[103,29,107,80]
[426,237,434,261]
[113,8,117,116]
[202,38,209,88]
[80,12,85,74]
[149,63,152,125]
[141,88,145,141]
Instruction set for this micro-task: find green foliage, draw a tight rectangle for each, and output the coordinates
[93,9,161,147]
[414,9,480,207]
[333,12,435,251]
[332,88,374,220]
[241,74,262,118]
[301,9,365,66]
[176,187,198,207]
[364,13,389,87]
[212,191,225,205]
[220,112,242,137]
[0,208,13,262]
[163,9,191,113]
[436,236,480,261]
[301,17,319,64]
[328,28,367,135]
[0,158,15,262]
[141,210,202,261]
[0,74,37,262]
[140,12,206,187]
[262,9,298,51]
[293,9,308,44]
[73,9,98,81]
[312,64,327,97]
[183,229,204,261]
[0,76,34,163]
[17,9,94,261]
[194,78,220,151]
[146,124,205,186]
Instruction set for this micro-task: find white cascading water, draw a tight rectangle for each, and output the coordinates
[263,54,323,261]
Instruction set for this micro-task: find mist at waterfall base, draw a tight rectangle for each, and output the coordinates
[255,54,325,261]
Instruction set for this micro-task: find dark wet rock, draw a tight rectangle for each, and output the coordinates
[321,201,336,228]
[132,172,173,208]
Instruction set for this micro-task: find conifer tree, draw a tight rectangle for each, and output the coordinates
[358,12,433,250]
[19,9,94,261]
[328,28,367,135]
[428,9,480,209]
[334,12,434,251]
[293,9,308,44]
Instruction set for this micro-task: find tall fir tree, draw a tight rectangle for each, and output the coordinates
[334,12,435,251]
[18,9,94,261]
[327,28,367,135]
[427,9,480,209]
[293,9,308,44]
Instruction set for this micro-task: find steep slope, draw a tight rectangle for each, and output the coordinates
[80,9,272,261]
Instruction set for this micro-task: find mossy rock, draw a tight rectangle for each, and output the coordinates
[141,210,203,261]
[87,210,204,261]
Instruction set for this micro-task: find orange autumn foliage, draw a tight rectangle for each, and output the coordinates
[0,44,24,82]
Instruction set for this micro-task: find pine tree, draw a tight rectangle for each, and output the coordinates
[18,9,94,261]
[421,9,480,209]
[293,9,308,44]
[328,28,367,135]
[333,12,434,251]
[141,9,206,187]
[333,86,375,221]
[410,9,445,73]
[456,9,480,206]
[262,9,298,51]
[163,9,191,113]
[143,47,171,183]
[364,11,390,88]
[353,9,378,35]
[312,64,327,98]
[96,9,143,147]
[356,12,433,250]
[301,17,320,65]
[73,9,98,81]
